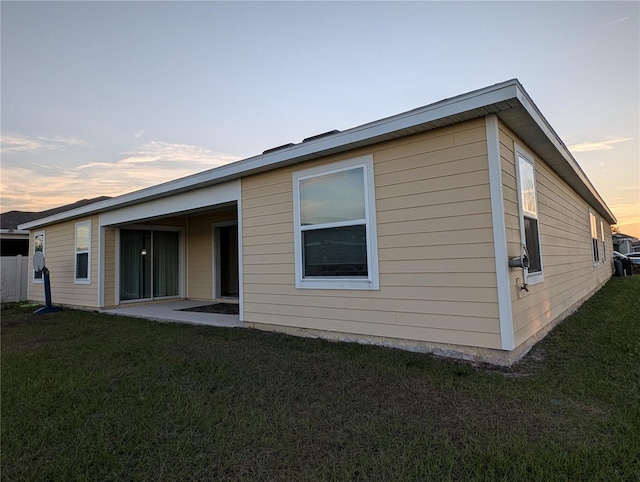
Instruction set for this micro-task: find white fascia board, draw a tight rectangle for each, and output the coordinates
[19,80,523,231]
[0,229,30,236]
[514,85,616,224]
[19,79,613,230]
[99,179,241,227]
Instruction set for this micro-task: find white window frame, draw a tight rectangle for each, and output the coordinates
[515,145,544,285]
[74,220,91,284]
[589,211,599,265]
[33,231,45,283]
[292,155,379,290]
[600,220,606,262]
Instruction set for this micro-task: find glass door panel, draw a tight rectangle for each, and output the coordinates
[120,230,151,301]
[153,231,179,297]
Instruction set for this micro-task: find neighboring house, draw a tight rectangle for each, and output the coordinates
[19,80,616,365]
[612,233,639,254]
[1,197,110,302]
[0,214,30,303]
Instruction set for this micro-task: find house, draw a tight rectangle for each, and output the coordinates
[19,79,616,365]
[0,213,30,303]
[1,197,109,302]
[612,233,639,254]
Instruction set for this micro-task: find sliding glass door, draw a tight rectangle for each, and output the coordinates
[153,231,179,298]
[120,229,179,301]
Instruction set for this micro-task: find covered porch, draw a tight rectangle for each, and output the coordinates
[99,180,243,316]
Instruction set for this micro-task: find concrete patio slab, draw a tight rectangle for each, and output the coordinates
[101,300,243,328]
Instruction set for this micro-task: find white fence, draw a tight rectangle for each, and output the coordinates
[1,255,29,303]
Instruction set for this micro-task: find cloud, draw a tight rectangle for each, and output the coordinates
[603,17,629,27]
[116,141,239,166]
[568,136,634,153]
[0,140,241,212]
[134,129,147,139]
[0,132,88,154]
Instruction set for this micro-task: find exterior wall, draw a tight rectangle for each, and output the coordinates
[138,217,187,228]
[498,122,613,349]
[242,118,503,353]
[186,209,237,300]
[27,215,100,308]
[103,228,117,307]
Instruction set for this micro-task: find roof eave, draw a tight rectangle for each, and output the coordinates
[18,78,616,229]
[511,85,616,224]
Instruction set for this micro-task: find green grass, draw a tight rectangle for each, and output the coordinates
[2,277,639,481]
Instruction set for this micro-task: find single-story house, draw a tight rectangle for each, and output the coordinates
[612,233,639,254]
[19,79,616,365]
[1,197,109,302]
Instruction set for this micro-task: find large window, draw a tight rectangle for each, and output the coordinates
[293,155,379,290]
[75,221,91,283]
[590,211,599,264]
[516,149,543,284]
[33,231,45,283]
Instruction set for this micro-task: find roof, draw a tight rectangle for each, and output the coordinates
[4,197,111,230]
[18,79,616,230]
[613,233,639,241]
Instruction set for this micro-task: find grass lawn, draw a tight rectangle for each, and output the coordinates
[2,278,639,481]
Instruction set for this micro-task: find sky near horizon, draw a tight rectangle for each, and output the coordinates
[1,1,639,237]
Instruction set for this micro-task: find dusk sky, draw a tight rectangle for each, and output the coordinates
[1,1,638,237]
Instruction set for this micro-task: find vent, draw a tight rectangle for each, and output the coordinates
[262,143,295,154]
[302,129,340,143]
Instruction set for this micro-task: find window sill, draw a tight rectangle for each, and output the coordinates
[296,278,379,290]
[526,272,544,286]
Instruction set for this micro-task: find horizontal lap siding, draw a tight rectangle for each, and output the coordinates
[498,123,612,348]
[242,118,502,349]
[103,228,116,307]
[27,215,100,307]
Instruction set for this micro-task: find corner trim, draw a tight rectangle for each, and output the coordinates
[485,115,515,350]
[98,222,105,308]
[237,193,244,322]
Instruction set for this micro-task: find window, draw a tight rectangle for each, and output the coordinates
[75,221,91,283]
[590,212,599,264]
[516,149,543,284]
[293,155,379,290]
[600,220,606,262]
[33,231,45,283]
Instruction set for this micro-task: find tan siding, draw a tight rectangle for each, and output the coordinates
[27,215,100,308]
[103,228,116,307]
[242,118,502,350]
[499,122,612,348]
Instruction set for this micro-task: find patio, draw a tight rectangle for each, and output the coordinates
[101,300,242,328]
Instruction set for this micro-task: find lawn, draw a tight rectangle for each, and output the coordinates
[2,277,639,481]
